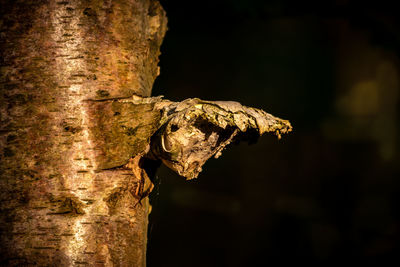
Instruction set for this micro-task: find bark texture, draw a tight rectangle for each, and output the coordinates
[0,0,292,265]
[0,0,167,265]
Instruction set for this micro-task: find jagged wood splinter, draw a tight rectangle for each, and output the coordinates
[126,96,292,180]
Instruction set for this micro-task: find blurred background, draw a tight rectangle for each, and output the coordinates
[147,0,400,265]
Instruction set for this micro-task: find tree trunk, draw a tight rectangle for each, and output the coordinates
[1,1,293,265]
[0,0,167,265]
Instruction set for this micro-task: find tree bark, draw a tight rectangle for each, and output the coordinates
[0,0,167,265]
[0,1,292,265]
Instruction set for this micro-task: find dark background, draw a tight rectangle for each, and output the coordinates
[148,0,400,265]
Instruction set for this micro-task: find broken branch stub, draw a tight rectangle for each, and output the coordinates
[150,98,292,180]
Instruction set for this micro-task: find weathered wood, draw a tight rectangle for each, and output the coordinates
[138,97,292,179]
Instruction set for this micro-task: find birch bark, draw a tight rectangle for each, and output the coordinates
[0,0,166,265]
[0,1,292,265]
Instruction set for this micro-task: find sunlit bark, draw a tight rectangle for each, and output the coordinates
[0,1,292,265]
[0,0,166,265]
